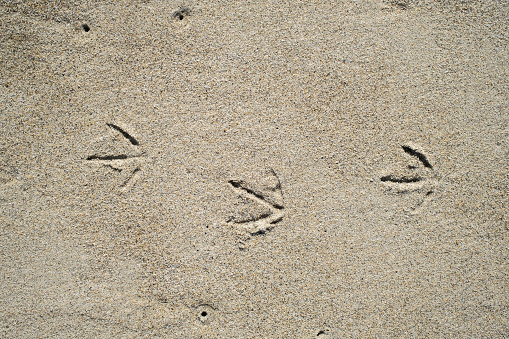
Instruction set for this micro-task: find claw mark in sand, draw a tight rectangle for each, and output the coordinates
[401,145,433,169]
[118,164,141,190]
[106,123,139,146]
[86,154,130,161]
[227,168,285,238]
[380,173,422,183]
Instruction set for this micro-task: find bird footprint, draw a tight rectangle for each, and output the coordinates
[226,168,285,236]
[84,123,144,193]
[379,143,438,214]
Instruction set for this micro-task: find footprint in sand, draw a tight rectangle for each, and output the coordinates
[379,143,439,215]
[84,123,145,193]
[226,168,285,237]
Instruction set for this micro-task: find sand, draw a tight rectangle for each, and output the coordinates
[1,0,508,337]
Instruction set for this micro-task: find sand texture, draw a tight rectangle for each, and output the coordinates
[1,0,508,337]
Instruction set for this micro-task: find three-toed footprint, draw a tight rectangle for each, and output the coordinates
[84,123,145,193]
[379,143,439,214]
[226,168,285,236]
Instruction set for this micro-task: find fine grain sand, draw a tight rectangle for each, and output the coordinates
[1,0,508,337]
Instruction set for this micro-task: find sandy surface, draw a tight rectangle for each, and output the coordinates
[1,0,508,337]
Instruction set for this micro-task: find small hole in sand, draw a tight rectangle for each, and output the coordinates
[172,8,190,20]
[81,24,90,32]
[201,311,207,317]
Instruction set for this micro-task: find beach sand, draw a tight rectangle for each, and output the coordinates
[1,0,508,337]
